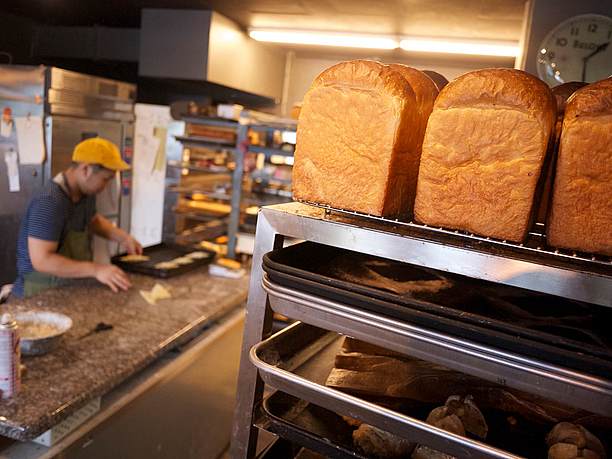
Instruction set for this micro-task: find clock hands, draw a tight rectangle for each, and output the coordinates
[582,41,609,81]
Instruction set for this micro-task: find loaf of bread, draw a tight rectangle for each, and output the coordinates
[547,78,612,255]
[414,68,555,242]
[293,60,438,217]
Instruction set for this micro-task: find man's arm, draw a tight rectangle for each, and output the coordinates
[28,238,132,292]
[89,213,143,255]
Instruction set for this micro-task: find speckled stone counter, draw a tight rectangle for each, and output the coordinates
[0,269,249,441]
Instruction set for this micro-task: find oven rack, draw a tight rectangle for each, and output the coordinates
[230,201,612,459]
[299,200,612,271]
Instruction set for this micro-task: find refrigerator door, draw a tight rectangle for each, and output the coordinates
[0,65,46,286]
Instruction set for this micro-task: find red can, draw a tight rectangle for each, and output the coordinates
[0,314,20,399]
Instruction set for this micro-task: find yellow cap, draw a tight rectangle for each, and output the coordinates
[72,137,129,171]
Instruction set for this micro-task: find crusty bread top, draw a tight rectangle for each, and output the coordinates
[435,68,555,129]
[386,64,439,119]
[565,77,612,118]
[311,59,416,102]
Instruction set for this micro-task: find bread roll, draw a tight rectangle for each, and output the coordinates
[547,78,612,255]
[414,68,555,242]
[293,60,437,217]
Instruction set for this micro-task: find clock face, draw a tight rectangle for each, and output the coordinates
[537,14,612,86]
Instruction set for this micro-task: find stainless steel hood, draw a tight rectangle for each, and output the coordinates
[139,9,286,103]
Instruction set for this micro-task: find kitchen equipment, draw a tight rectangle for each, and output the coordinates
[262,242,612,378]
[230,202,612,459]
[111,243,215,278]
[15,311,72,356]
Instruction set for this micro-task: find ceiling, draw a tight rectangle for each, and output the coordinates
[1,0,527,41]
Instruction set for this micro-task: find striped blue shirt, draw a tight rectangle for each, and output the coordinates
[13,178,96,298]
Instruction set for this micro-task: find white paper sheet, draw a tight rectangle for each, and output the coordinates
[15,115,45,165]
[4,149,20,192]
[0,119,12,138]
[132,104,176,247]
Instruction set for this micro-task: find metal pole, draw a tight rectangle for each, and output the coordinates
[229,210,283,458]
[227,124,247,259]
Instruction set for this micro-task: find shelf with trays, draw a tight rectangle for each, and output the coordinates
[169,115,296,258]
[248,145,295,158]
[251,322,550,459]
[166,160,233,175]
[173,134,237,149]
[230,201,612,459]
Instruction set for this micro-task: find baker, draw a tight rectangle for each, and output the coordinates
[12,137,142,298]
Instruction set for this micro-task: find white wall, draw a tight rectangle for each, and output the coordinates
[285,53,514,112]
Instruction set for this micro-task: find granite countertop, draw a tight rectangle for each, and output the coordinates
[0,269,249,441]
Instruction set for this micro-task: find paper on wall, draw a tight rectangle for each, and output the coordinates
[4,149,20,192]
[152,126,167,173]
[0,120,12,138]
[15,115,45,165]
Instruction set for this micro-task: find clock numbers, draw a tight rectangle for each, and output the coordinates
[537,14,612,86]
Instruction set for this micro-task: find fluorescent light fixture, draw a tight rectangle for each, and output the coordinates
[248,28,399,50]
[400,37,519,57]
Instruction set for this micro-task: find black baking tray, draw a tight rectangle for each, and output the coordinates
[112,243,215,278]
[262,242,612,378]
[259,391,548,459]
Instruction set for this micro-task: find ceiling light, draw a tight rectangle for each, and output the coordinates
[400,37,519,57]
[248,28,399,50]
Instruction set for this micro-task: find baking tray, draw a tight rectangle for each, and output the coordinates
[257,391,369,459]
[259,391,549,459]
[262,242,612,378]
[111,243,215,278]
[251,322,526,459]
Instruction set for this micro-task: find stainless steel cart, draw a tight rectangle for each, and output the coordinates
[230,202,612,458]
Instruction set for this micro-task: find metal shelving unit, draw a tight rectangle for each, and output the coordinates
[171,115,296,258]
[230,202,612,458]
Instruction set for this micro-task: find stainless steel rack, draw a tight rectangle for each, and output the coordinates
[172,117,296,258]
[230,202,612,459]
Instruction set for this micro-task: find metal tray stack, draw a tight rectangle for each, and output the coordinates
[231,202,612,459]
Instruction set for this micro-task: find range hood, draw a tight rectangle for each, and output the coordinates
[139,9,285,103]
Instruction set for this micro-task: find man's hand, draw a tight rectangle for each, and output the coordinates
[94,264,132,293]
[120,235,143,255]
[89,214,143,255]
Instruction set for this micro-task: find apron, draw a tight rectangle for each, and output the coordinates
[23,174,93,297]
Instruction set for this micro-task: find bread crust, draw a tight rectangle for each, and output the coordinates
[293,60,436,217]
[414,68,555,242]
[547,77,612,255]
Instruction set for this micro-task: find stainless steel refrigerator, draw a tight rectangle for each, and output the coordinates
[0,65,136,286]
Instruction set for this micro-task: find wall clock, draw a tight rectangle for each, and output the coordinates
[537,14,612,86]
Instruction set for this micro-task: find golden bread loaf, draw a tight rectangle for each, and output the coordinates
[547,77,612,255]
[414,68,555,242]
[293,60,437,217]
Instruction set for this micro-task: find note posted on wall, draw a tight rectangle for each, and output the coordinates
[15,116,45,165]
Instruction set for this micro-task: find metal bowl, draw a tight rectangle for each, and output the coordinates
[15,311,73,356]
